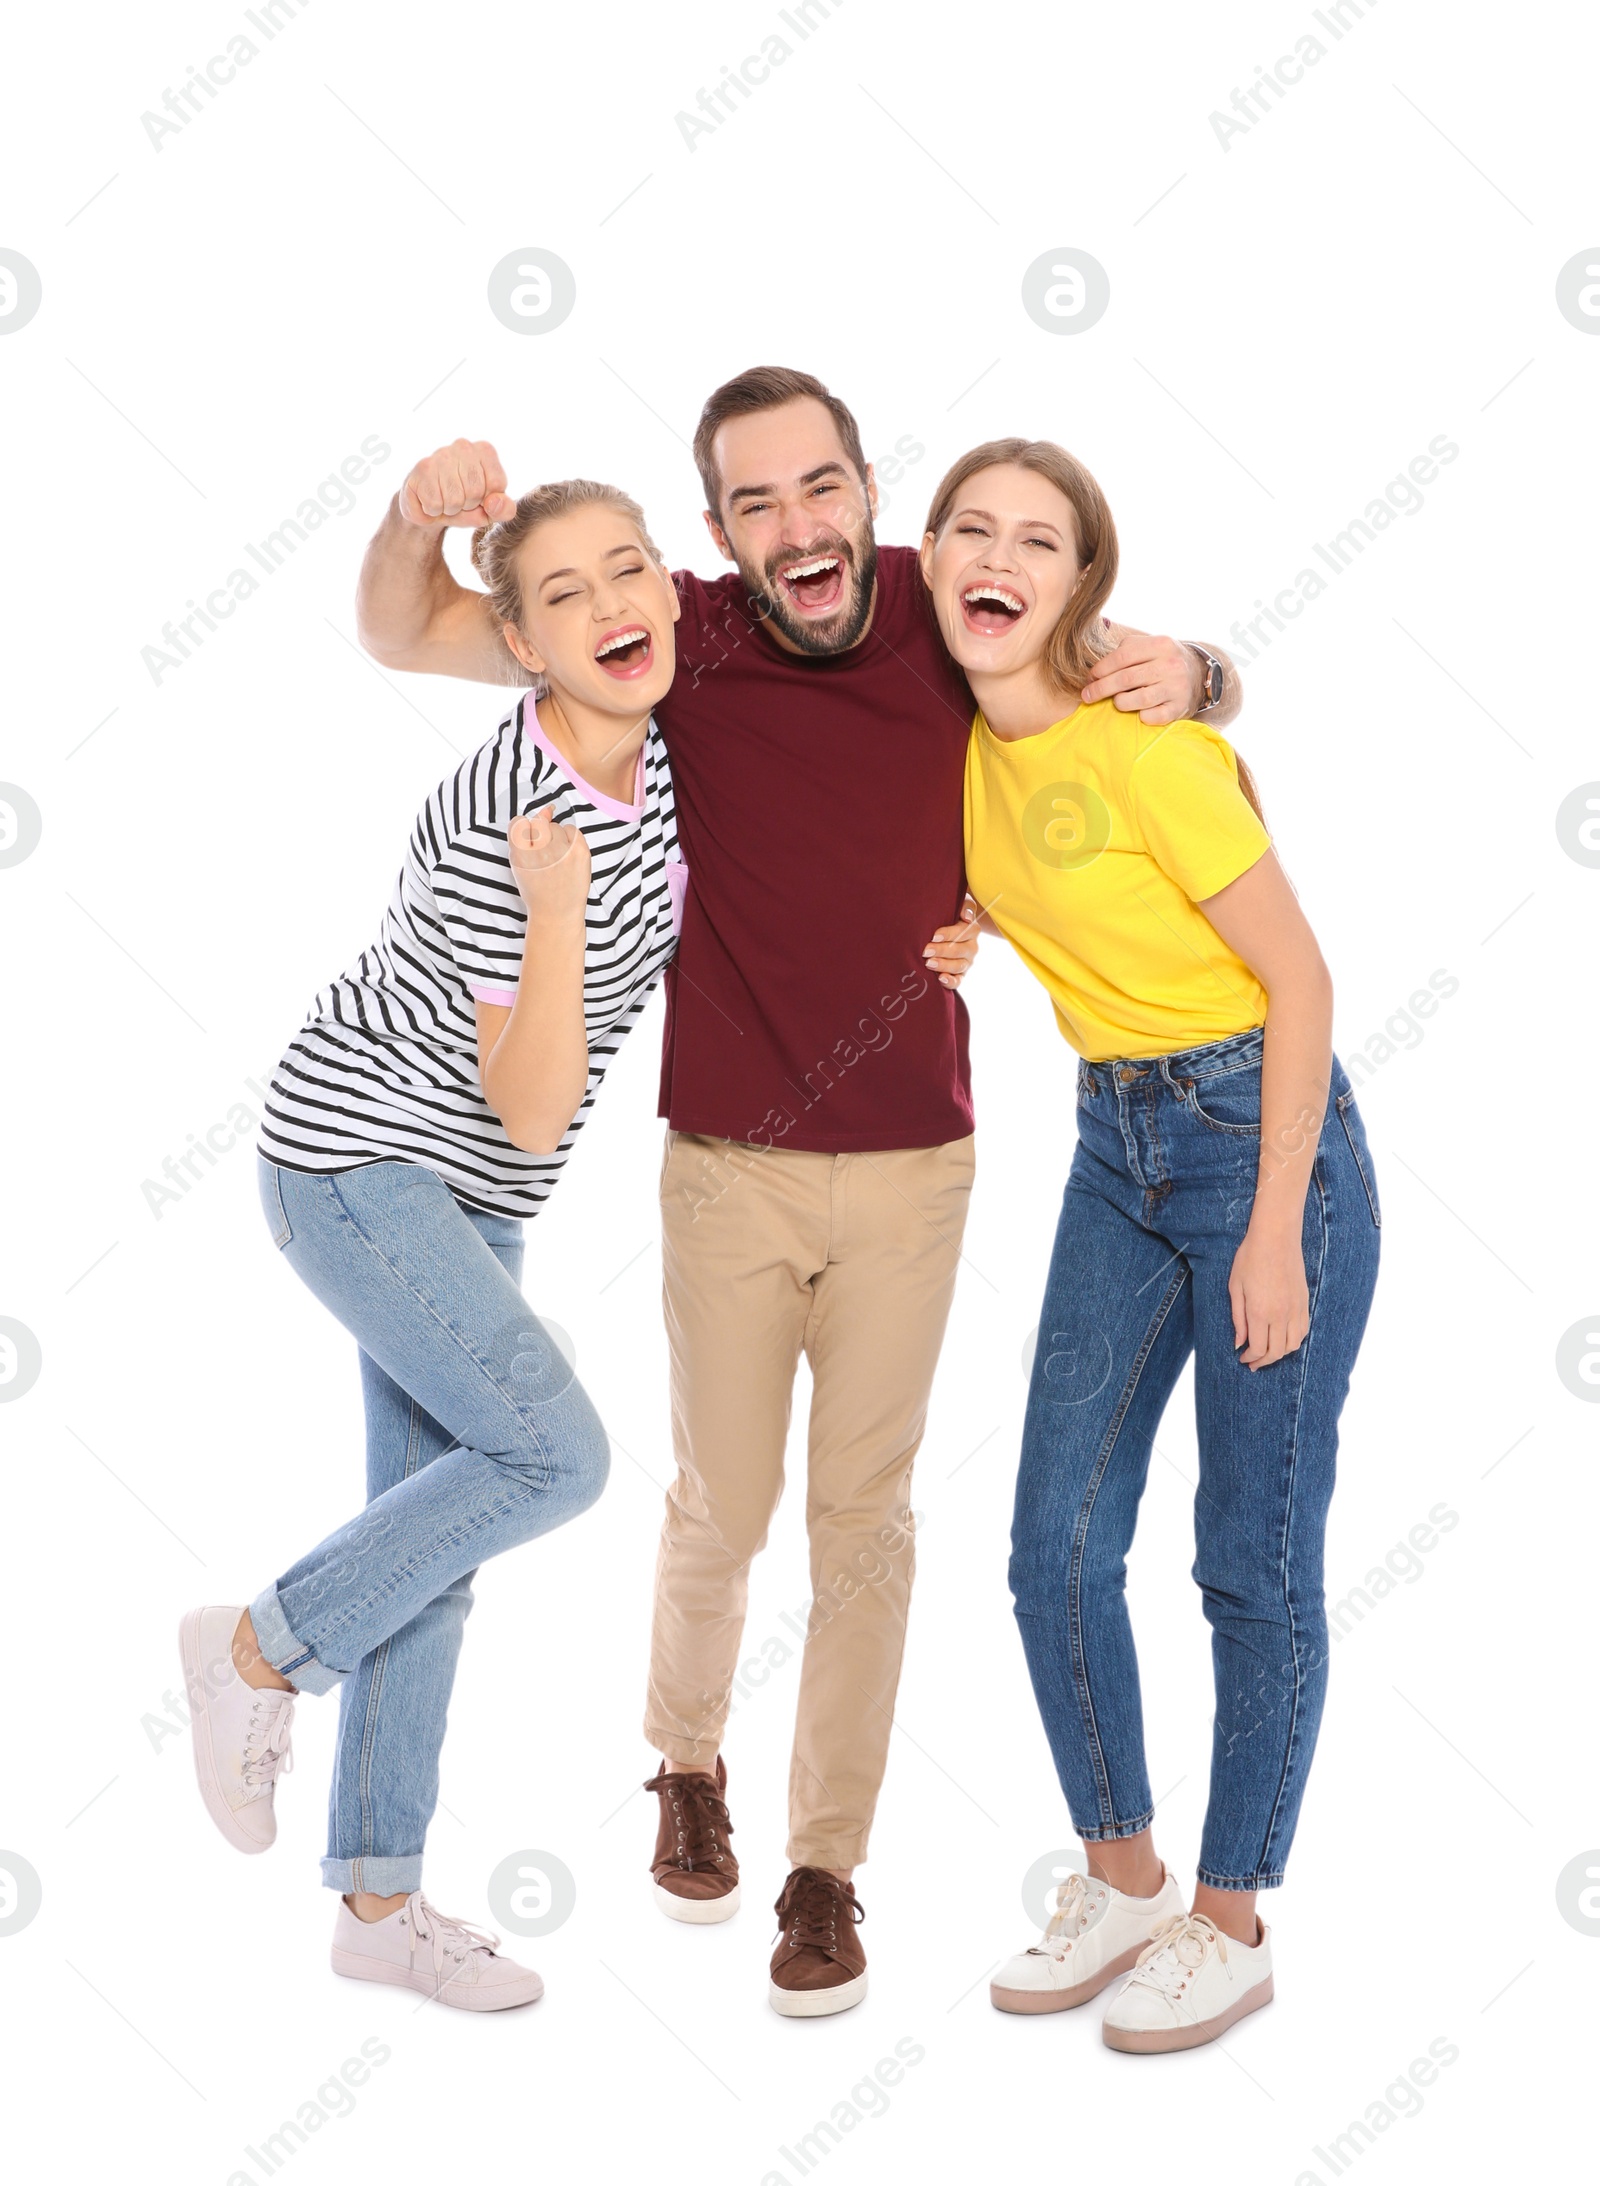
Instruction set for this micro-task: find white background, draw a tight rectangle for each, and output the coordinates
[1,1,1596,2179]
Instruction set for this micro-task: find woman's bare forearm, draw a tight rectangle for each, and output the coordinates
[1251,967,1334,1234]
[1199,851,1332,1229]
[478,914,591,1155]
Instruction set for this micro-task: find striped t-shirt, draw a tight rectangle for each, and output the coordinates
[259,696,682,1218]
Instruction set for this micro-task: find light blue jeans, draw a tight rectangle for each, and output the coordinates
[251,1158,610,1894]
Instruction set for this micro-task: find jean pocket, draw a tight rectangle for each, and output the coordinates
[1336,1089,1381,1227]
[1179,1070,1262,1136]
[258,1159,293,1249]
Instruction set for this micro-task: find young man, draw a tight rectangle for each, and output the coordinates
[355,367,1241,2016]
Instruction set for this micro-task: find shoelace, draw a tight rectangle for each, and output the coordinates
[1027,1872,1103,1960]
[240,1692,295,1796]
[403,1895,502,1981]
[1125,1912,1228,2001]
[773,1868,864,1957]
[643,1766,734,1874]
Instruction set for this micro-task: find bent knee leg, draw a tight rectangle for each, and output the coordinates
[491,1374,609,1517]
[558,1386,611,1515]
[475,1317,609,1507]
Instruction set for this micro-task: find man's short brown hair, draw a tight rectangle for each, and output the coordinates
[693,366,868,518]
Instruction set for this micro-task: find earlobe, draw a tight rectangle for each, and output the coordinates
[655,550,682,624]
[503,626,546,678]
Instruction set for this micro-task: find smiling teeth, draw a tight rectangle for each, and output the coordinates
[964,586,1025,613]
[596,627,647,658]
[784,557,840,580]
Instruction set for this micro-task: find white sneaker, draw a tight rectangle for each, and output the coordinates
[331,1893,544,2012]
[1101,1911,1274,2052]
[991,1866,1185,2014]
[179,1605,295,1853]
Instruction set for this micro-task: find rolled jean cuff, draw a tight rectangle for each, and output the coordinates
[1195,1865,1285,1892]
[321,1854,424,1896]
[1075,1810,1155,1843]
[248,1582,345,1698]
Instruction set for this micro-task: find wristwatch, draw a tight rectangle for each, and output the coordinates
[1189,644,1225,716]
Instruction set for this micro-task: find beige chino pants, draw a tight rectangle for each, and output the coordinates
[645,1128,975,1869]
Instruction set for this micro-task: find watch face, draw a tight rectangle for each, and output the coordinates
[1206,660,1223,705]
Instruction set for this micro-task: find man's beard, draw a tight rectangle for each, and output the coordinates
[741,529,880,656]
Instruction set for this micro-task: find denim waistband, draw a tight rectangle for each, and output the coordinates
[1081,1026,1265,1091]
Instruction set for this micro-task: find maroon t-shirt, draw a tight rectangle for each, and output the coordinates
[655,543,975,1152]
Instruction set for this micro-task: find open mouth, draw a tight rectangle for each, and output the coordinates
[961,584,1027,637]
[777,553,847,617]
[594,624,654,679]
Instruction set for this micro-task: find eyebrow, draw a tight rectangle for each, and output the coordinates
[727,461,850,504]
[953,505,1065,534]
[538,544,642,586]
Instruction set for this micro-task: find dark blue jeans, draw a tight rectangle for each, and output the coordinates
[1010,1029,1380,1890]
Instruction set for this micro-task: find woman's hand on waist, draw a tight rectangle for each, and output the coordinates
[923,893,986,989]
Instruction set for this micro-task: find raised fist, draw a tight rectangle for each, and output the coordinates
[399,438,516,529]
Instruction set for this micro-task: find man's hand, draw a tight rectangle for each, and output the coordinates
[399,438,517,530]
[1081,629,1205,725]
[923,894,983,989]
[508,806,591,923]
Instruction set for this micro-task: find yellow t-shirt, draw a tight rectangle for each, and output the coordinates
[963,700,1271,1061]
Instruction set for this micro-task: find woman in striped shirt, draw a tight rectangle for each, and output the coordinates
[179,479,682,2010]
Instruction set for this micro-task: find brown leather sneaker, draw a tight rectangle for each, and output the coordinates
[768,1867,868,2017]
[644,1755,740,1924]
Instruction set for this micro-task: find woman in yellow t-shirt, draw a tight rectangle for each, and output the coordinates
[920,440,1380,2054]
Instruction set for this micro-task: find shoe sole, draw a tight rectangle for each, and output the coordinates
[991,1941,1144,2014]
[653,1880,741,1924]
[178,1608,272,1856]
[769,1970,868,2019]
[332,1947,544,2011]
[1102,1972,1275,2053]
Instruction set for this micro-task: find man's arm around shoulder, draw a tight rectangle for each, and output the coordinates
[1085,625,1242,730]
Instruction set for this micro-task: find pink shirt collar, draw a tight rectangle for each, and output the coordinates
[525,699,645,822]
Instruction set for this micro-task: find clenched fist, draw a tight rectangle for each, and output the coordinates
[508,805,591,924]
[399,438,516,529]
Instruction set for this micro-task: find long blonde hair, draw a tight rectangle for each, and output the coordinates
[924,437,1263,820]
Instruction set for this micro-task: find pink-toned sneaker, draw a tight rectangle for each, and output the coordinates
[331,1893,544,2011]
[179,1605,295,1853]
[1101,1911,1275,2053]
